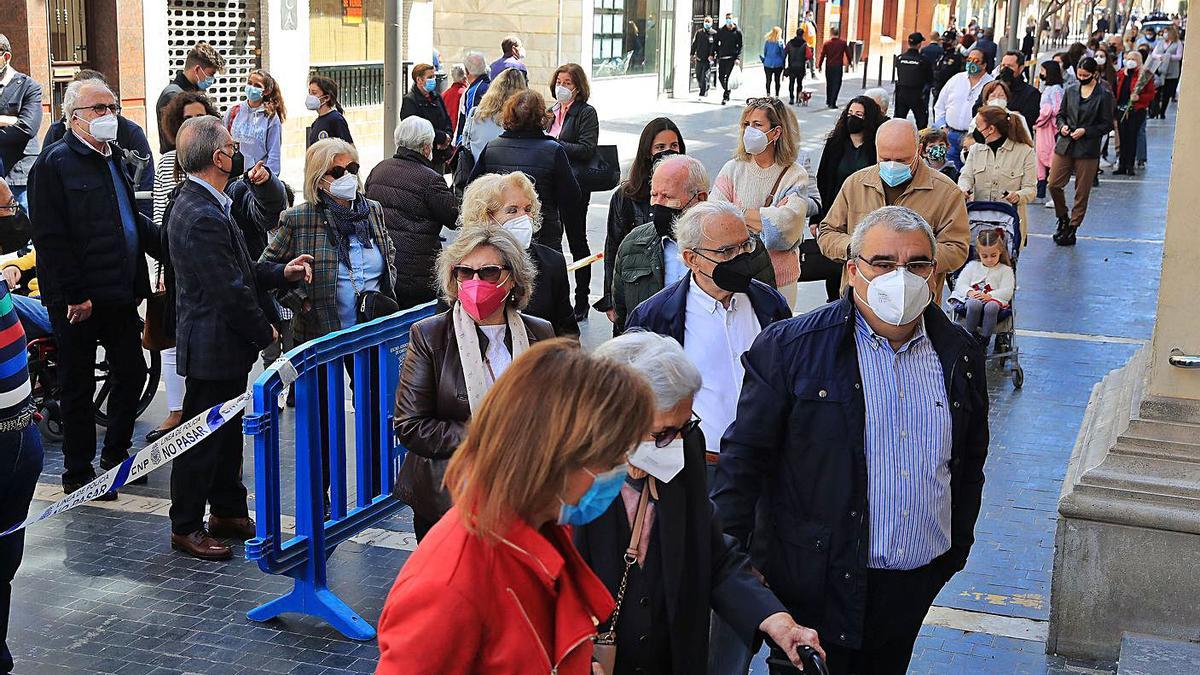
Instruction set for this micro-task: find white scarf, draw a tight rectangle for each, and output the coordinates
[452,302,531,411]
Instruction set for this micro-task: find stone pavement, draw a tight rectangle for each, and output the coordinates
[7,75,1176,674]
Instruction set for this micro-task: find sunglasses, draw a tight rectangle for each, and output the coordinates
[452,265,509,283]
[650,414,702,448]
[325,162,360,179]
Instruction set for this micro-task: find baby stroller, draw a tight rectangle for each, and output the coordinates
[951,201,1024,389]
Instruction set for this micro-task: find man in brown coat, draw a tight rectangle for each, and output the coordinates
[818,118,969,300]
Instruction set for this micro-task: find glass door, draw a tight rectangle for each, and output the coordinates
[659,0,675,94]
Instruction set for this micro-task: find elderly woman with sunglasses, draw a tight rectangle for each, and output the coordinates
[394,226,555,541]
[261,138,397,343]
[574,331,824,675]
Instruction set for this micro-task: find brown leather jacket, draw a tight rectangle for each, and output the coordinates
[393,309,555,523]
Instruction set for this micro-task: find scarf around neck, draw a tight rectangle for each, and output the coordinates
[321,194,372,268]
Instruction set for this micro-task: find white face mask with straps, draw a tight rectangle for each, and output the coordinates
[858,268,932,326]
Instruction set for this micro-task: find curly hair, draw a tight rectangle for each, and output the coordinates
[435,225,537,310]
[459,172,542,234]
[161,91,219,147]
[184,41,226,72]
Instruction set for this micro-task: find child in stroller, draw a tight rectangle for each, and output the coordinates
[948,227,1014,343]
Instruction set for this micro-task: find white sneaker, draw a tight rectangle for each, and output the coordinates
[277,384,289,411]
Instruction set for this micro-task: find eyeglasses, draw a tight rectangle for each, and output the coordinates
[325,162,360,179]
[73,103,121,116]
[693,237,756,262]
[856,256,936,277]
[452,265,510,283]
[650,414,702,448]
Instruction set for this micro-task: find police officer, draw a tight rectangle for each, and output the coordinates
[691,16,717,97]
[895,32,934,129]
[933,31,964,113]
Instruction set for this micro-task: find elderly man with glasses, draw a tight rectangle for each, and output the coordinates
[714,206,989,675]
[27,79,162,500]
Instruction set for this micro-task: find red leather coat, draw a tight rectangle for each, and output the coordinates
[376,507,615,674]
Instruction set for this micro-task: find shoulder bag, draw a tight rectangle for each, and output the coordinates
[592,483,650,675]
[578,145,621,193]
[142,263,175,350]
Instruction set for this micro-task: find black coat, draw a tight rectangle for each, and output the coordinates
[574,426,786,674]
[715,26,744,60]
[785,38,808,71]
[364,148,459,299]
[712,296,989,650]
[27,131,161,308]
[816,135,876,218]
[691,28,718,60]
[0,70,42,184]
[400,86,453,165]
[554,101,599,173]
[596,188,650,312]
[525,242,579,336]
[168,179,286,380]
[469,130,583,244]
[44,116,156,220]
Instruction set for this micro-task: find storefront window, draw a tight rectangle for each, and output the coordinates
[732,0,787,59]
[309,0,384,64]
[593,0,660,78]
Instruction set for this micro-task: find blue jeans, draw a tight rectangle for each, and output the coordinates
[946,128,966,170]
[0,425,44,673]
[10,295,49,338]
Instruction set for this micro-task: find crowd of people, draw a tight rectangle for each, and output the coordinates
[0,12,1185,675]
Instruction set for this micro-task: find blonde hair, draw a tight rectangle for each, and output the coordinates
[459,172,543,233]
[735,97,800,166]
[303,138,358,204]
[434,225,537,309]
[474,68,528,122]
[445,339,655,540]
[766,26,782,42]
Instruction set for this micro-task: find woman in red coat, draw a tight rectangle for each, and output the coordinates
[376,339,655,675]
[1112,51,1156,176]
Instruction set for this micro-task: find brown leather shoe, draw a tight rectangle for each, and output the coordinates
[171,530,232,561]
[207,515,256,541]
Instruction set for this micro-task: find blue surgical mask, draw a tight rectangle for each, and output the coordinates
[245,85,264,102]
[879,160,914,187]
[725,18,733,26]
[703,21,712,29]
[424,78,437,93]
[557,464,628,526]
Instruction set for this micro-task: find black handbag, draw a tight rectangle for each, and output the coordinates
[356,290,400,324]
[577,145,620,193]
[797,238,843,282]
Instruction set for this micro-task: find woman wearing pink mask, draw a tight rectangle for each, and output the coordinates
[394,226,555,541]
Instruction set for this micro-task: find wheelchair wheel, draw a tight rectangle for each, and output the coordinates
[94,347,162,427]
[1012,365,1025,389]
[37,400,64,443]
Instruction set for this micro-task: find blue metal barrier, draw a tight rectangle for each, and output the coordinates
[242,303,436,640]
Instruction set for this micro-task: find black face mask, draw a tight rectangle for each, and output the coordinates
[0,206,30,254]
[650,149,679,165]
[845,115,865,134]
[221,149,245,180]
[1078,75,1094,85]
[998,67,1015,82]
[971,128,987,144]
[649,203,682,238]
[707,250,769,294]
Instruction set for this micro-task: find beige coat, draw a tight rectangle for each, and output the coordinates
[958,137,1037,247]
[818,162,970,298]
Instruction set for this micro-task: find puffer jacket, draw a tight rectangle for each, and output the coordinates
[364,148,459,300]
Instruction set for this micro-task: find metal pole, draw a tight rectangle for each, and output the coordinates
[1007,0,1023,50]
[383,0,404,158]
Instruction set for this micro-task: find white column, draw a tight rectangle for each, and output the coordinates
[262,0,312,188]
[142,1,169,148]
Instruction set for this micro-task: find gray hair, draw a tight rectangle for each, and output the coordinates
[654,154,710,197]
[62,79,114,119]
[593,332,702,412]
[864,87,890,113]
[849,206,937,259]
[450,64,467,83]
[394,116,435,154]
[674,200,745,253]
[464,51,488,77]
[176,116,228,174]
[0,34,10,54]
[435,225,537,310]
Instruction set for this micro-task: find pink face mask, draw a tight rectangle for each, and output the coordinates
[459,279,510,321]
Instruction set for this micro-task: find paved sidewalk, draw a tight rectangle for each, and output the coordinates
[8,80,1176,674]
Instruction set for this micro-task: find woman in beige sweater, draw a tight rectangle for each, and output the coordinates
[958,105,1037,247]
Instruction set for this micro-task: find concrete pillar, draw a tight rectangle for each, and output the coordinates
[142,1,168,150]
[1047,32,1200,663]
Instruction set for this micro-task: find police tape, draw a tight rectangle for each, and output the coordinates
[1,392,252,537]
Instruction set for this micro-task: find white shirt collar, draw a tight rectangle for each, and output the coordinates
[687,275,747,315]
[70,128,112,157]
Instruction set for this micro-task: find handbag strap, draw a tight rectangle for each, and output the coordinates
[606,482,651,635]
[764,165,789,208]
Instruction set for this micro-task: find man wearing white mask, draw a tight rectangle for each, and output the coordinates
[578,331,825,675]
[714,206,990,675]
[818,118,969,302]
[28,79,163,499]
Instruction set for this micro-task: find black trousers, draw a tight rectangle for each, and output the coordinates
[718,58,737,98]
[169,375,250,535]
[696,59,711,95]
[0,426,42,674]
[787,68,805,101]
[414,514,436,542]
[894,86,929,129]
[764,67,783,96]
[825,64,844,107]
[1118,108,1146,172]
[537,205,592,308]
[770,564,946,675]
[1157,77,1179,117]
[50,303,146,485]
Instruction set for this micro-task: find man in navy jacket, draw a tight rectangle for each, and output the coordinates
[0,35,44,212]
[713,206,989,674]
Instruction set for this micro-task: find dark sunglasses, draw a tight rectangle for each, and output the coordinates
[650,414,701,448]
[452,265,509,283]
[325,162,360,179]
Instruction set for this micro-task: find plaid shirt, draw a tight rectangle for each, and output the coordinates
[261,198,397,342]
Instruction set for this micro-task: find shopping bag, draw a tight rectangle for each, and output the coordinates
[728,65,743,90]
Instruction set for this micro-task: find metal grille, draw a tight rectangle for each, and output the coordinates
[166,0,261,113]
[310,63,384,108]
[48,0,88,65]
